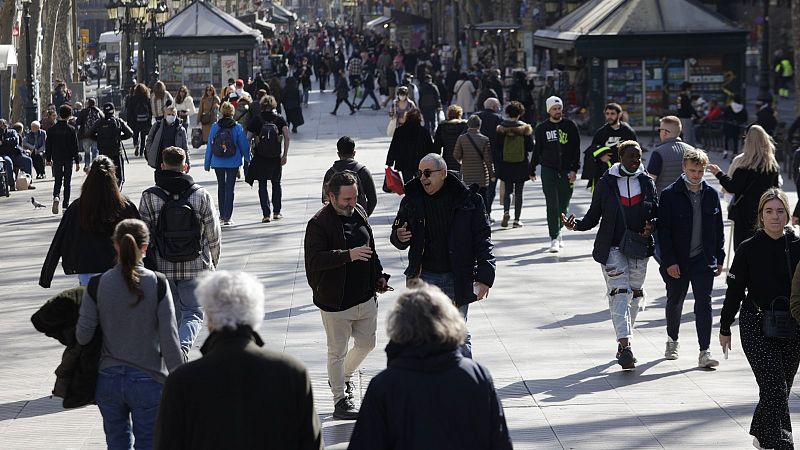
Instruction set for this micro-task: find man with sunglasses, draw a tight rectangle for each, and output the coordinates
[390,153,496,359]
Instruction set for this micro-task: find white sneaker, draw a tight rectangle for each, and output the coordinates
[557,232,564,248]
[665,339,679,360]
[549,239,559,253]
[699,350,719,369]
[722,151,729,160]
[52,197,60,215]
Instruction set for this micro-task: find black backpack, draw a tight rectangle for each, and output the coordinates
[144,185,203,262]
[135,99,150,123]
[255,120,282,158]
[95,118,121,157]
[211,126,237,157]
[83,108,103,139]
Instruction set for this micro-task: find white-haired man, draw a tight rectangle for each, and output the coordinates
[476,97,504,221]
[391,153,496,359]
[154,271,323,450]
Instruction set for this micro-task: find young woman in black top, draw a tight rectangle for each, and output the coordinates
[720,188,800,450]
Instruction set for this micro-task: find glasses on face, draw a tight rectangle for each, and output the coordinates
[415,168,444,179]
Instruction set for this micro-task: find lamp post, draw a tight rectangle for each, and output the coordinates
[21,0,38,126]
[758,0,771,101]
[142,0,170,85]
[107,0,170,90]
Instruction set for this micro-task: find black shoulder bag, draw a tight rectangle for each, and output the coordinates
[609,177,651,260]
[755,234,797,339]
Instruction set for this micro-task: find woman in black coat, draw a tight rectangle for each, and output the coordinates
[708,124,780,250]
[433,105,468,172]
[385,109,434,183]
[39,156,140,288]
[282,77,304,133]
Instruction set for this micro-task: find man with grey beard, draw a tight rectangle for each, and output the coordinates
[304,170,390,420]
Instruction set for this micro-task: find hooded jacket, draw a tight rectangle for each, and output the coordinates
[145,118,189,169]
[496,120,533,183]
[204,117,251,170]
[347,341,513,450]
[390,174,495,306]
[304,204,386,311]
[574,163,658,264]
[321,159,378,216]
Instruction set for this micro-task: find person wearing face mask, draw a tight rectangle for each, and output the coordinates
[304,171,389,420]
[657,149,724,368]
[562,141,657,370]
[146,105,190,171]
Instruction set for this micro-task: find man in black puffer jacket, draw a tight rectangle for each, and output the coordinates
[390,153,496,359]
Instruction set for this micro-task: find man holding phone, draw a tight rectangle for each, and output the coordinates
[390,153,496,359]
[304,171,389,421]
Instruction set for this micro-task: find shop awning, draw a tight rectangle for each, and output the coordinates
[237,12,276,35]
[365,16,391,30]
[262,1,297,24]
[0,45,18,70]
[164,0,260,39]
[470,21,520,32]
[534,0,745,53]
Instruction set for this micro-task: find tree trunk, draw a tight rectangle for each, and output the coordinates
[0,0,16,119]
[11,0,42,124]
[53,0,74,84]
[793,0,800,116]
[40,0,65,109]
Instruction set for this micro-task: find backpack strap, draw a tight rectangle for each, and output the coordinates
[155,272,168,303]
[87,274,102,303]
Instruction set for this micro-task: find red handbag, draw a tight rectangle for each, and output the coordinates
[384,167,405,195]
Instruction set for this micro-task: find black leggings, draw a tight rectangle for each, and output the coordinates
[740,309,800,449]
[502,181,525,220]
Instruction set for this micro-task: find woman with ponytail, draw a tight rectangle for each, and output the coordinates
[76,218,184,450]
[40,155,140,288]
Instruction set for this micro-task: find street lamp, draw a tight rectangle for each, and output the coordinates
[143,1,169,84]
[21,0,38,126]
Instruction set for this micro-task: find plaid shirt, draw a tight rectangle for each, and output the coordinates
[139,184,221,281]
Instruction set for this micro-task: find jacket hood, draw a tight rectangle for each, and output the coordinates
[385,340,462,373]
[496,121,532,136]
[608,162,645,178]
[730,102,744,113]
[331,159,362,172]
[154,169,195,194]
[217,117,237,128]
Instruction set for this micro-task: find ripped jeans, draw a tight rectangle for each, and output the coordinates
[601,247,649,341]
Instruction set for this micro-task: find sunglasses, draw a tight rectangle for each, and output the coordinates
[415,168,444,178]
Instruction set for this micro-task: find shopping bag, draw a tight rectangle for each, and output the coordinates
[386,117,397,137]
[384,167,405,195]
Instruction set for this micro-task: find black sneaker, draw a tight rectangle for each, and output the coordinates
[345,380,355,398]
[333,397,359,420]
[617,345,636,370]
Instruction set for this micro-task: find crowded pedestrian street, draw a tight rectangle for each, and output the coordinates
[0,89,797,449]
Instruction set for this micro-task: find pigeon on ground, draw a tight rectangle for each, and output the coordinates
[31,197,46,209]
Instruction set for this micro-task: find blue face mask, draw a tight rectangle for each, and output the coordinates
[165,115,177,124]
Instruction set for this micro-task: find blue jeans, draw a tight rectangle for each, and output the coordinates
[422,109,437,134]
[52,160,74,204]
[417,271,472,358]
[78,273,102,286]
[81,138,99,167]
[602,248,648,341]
[214,168,238,221]
[258,178,282,216]
[485,178,497,215]
[302,86,310,104]
[95,366,162,450]
[169,279,203,349]
[12,153,33,176]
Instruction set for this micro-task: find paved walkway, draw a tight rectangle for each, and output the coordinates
[1,90,798,449]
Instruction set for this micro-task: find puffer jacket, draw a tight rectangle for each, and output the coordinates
[434,119,468,171]
[145,118,189,169]
[204,117,251,170]
[30,287,102,408]
[496,121,533,183]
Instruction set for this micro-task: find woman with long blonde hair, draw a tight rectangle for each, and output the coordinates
[708,125,781,249]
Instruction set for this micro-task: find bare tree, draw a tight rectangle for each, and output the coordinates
[0,0,16,119]
[11,0,42,123]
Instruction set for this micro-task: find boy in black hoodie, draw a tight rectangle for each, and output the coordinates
[45,105,81,213]
[321,136,377,216]
[531,96,581,253]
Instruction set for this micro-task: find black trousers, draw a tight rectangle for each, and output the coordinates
[332,97,355,113]
[502,181,525,220]
[31,152,46,176]
[740,309,800,449]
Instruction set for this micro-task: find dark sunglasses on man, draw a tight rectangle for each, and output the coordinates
[415,168,444,179]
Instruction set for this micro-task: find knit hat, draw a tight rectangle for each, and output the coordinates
[546,96,563,112]
[235,79,244,87]
[102,103,115,115]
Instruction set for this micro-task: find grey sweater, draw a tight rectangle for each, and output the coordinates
[76,264,184,383]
